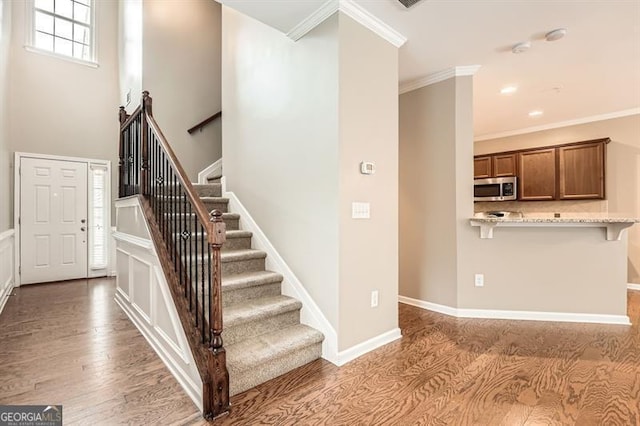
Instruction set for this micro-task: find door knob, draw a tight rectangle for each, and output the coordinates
[81,219,86,223]
[81,227,86,232]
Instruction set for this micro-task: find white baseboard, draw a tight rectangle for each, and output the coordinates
[628,283,640,291]
[224,191,341,365]
[0,229,15,317]
[399,295,631,326]
[197,158,222,184]
[398,295,458,317]
[334,328,402,367]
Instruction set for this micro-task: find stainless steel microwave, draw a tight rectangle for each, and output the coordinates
[474,177,517,201]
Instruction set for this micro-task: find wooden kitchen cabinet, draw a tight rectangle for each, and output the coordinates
[558,141,605,199]
[492,153,517,177]
[474,156,492,179]
[518,148,557,200]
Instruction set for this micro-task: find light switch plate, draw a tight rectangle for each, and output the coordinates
[352,202,370,219]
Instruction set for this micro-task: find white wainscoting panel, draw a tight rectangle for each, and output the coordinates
[114,198,203,410]
[0,229,15,315]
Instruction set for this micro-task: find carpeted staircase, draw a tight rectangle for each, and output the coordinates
[175,182,324,396]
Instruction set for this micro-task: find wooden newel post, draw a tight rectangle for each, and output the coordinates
[207,209,229,419]
[118,106,128,198]
[140,91,151,195]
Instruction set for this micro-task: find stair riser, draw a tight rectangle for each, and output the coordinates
[229,343,322,396]
[222,257,265,276]
[194,186,222,197]
[167,216,239,231]
[164,184,222,197]
[171,235,251,251]
[222,236,252,251]
[159,200,228,214]
[224,310,300,346]
[222,282,281,308]
[186,257,266,276]
[202,200,229,213]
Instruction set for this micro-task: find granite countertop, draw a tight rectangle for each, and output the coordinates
[470,216,640,224]
[469,213,639,240]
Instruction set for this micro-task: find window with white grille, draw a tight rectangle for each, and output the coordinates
[30,0,95,62]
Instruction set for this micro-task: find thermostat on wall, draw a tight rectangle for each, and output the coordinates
[360,161,375,175]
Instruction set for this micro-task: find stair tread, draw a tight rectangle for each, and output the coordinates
[226,324,324,373]
[172,229,251,238]
[166,212,239,219]
[222,270,283,289]
[224,295,301,327]
[199,197,229,202]
[220,249,266,262]
[226,230,252,238]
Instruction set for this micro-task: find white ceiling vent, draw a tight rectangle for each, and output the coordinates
[398,0,424,8]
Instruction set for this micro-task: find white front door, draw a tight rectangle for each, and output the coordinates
[20,158,88,284]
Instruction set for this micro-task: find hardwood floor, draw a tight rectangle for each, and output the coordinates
[1,278,639,425]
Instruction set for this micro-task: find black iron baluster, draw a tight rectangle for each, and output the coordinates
[188,202,193,311]
[195,218,199,328]
[165,158,170,240]
[170,169,176,270]
[207,242,212,344]
[184,192,189,299]
[201,223,205,344]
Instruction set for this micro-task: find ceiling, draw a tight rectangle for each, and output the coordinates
[221,0,640,139]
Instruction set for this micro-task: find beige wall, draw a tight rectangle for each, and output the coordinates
[118,0,142,114]
[8,0,120,221]
[0,0,11,232]
[222,9,399,351]
[142,0,222,181]
[475,114,640,283]
[399,78,459,306]
[337,15,398,349]
[222,8,341,329]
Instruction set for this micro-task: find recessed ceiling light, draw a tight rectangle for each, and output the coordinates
[512,42,531,54]
[529,110,544,117]
[545,28,567,42]
[500,85,518,95]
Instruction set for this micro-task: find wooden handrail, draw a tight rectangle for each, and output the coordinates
[187,111,222,134]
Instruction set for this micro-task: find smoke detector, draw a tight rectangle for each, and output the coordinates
[512,41,531,54]
[545,28,567,42]
[398,0,423,8]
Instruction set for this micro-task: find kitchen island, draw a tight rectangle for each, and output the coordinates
[457,214,640,325]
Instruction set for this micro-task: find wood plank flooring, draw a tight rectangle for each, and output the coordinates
[1,278,640,425]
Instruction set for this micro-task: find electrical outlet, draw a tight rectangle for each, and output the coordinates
[475,274,484,287]
[371,290,379,308]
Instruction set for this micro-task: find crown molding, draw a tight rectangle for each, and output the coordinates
[474,108,640,142]
[338,0,407,48]
[286,0,407,48]
[399,65,482,94]
[287,0,339,41]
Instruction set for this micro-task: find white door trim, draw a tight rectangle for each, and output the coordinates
[14,152,112,287]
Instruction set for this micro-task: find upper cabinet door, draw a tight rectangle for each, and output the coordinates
[474,156,492,179]
[558,142,605,200]
[518,148,557,200]
[492,153,517,177]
